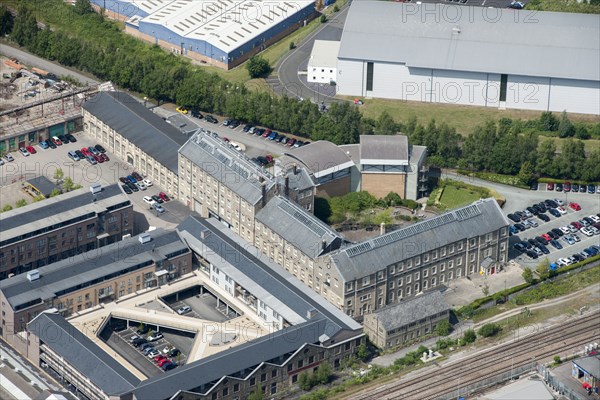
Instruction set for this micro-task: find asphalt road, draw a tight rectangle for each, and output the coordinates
[0,44,99,85]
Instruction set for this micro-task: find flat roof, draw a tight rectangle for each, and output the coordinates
[178,131,276,205]
[25,176,59,197]
[82,91,187,173]
[308,40,341,69]
[0,184,129,246]
[360,135,409,165]
[130,0,315,53]
[284,141,354,178]
[28,312,140,395]
[329,198,510,281]
[0,230,187,310]
[338,2,600,82]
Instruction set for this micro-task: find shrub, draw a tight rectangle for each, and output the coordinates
[246,56,272,78]
[553,355,562,365]
[462,329,476,344]
[435,320,452,336]
[289,41,295,50]
[333,4,339,12]
[320,14,327,23]
[478,323,502,338]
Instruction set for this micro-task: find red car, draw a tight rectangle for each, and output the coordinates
[223,137,230,143]
[541,233,552,242]
[26,145,37,154]
[571,221,583,230]
[157,358,171,367]
[94,154,104,163]
[158,192,170,202]
[546,182,554,191]
[81,147,92,157]
[262,129,272,138]
[287,138,296,147]
[569,202,581,211]
[154,355,167,363]
[51,136,62,146]
[564,181,572,192]
[100,153,109,162]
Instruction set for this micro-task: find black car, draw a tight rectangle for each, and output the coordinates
[126,181,139,192]
[514,223,526,232]
[75,150,85,159]
[132,171,143,181]
[191,109,203,119]
[572,254,585,262]
[58,134,69,143]
[228,120,241,129]
[205,115,218,124]
[168,348,181,357]
[47,139,57,149]
[579,185,587,193]
[119,177,128,184]
[526,206,538,215]
[122,184,133,194]
[514,243,527,252]
[572,183,580,192]
[508,214,521,223]
[525,250,538,259]
[278,135,287,143]
[538,213,550,222]
[137,325,150,335]
[556,183,563,192]
[547,230,558,239]
[530,182,538,190]
[549,208,561,217]
[538,245,550,255]
[66,133,77,143]
[535,236,548,246]
[243,124,253,132]
[255,128,265,136]
[551,228,564,237]
[588,184,596,194]
[132,338,147,347]
[151,195,163,204]
[514,211,527,221]
[545,199,558,208]
[95,144,106,153]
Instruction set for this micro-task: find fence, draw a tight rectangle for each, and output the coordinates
[539,364,587,400]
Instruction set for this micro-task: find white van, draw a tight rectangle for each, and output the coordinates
[90,184,102,194]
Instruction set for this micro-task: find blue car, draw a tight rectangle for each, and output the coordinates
[549,208,561,217]
[549,262,559,271]
[39,141,49,149]
[509,225,519,235]
[549,239,563,249]
[584,247,599,256]
[127,175,137,184]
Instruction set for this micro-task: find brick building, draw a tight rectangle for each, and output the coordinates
[0,184,132,280]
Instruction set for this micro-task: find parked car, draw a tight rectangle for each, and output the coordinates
[154,355,168,363]
[100,153,109,162]
[132,338,147,347]
[191,109,203,118]
[89,146,100,156]
[4,153,14,162]
[526,219,538,228]
[26,145,36,154]
[564,182,571,192]
[176,106,188,114]
[19,147,30,157]
[563,235,575,245]
[39,141,49,150]
[538,213,550,222]
[147,349,160,358]
[177,305,192,315]
[229,120,241,129]
[549,239,562,249]
[121,184,133,194]
[151,195,163,204]
[147,332,164,342]
[94,154,104,163]
[137,325,151,334]
[153,203,165,213]
[142,178,153,187]
[205,115,218,123]
[95,144,106,153]
[68,151,80,161]
[551,228,564,237]
[514,243,527,252]
[535,236,548,246]
[555,183,563,192]
[126,181,139,192]
[75,150,85,159]
[51,136,63,146]
[589,215,600,223]
[57,134,69,144]
[66,133,77,142]
[556,206,567,215]
[223,119,232,126]
[86,155,97,165]
[507,214,521,223]
[548,208,561,218]
[538,245,550,255]
[541,233,552,242]
[127,175,137,184]
[546,182,554,191]
[571,221,583,230]
[168,348,181,357]
[157,358,171,367]
[132,172,143,181]
[588,184,596,194]
[514,223,526,232]
[162,361,177,371]
[143,196,156,206]
[509,225,519,235]
[525,250,538,259]
[569,202,581,211]
[581,227,594,237]
[136,182,147,191]
[158,192,170,202]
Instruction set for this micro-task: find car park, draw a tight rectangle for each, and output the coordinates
[19,147,30,156]
[177,305,191,315]
[569,202,581,211]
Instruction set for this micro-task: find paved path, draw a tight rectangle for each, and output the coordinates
[0,44,99,85]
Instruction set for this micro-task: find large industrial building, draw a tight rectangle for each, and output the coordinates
[336,1,600,115]
[0,184,133,281]
[91,0,317,69]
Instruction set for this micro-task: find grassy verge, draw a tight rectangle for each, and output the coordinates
[338,96,600,136]
[427,179,498,210]
[439,185,483,209]
[456,170,529,189]
[525,0,600,14]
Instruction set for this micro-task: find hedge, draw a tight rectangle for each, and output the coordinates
[537,177,599,185]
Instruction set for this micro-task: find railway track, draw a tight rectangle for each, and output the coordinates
[347,311,600,400]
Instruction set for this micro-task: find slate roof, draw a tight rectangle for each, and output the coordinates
[329,198,510,281]
[82,91,187,173]
[360,135,409,164]
[285,141,355,178]
[0,184,129,246]
[28,312,140,395]
[338,2,600,82]
[371,291,449,331]
[178,132,276,205]
[0,230,186,310]
[26,176,59,197]
[255,196,344,259]
[574,355,600,378]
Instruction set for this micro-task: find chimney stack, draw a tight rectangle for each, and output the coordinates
[293,163,298,175]
[321,239,327,251]
[380,222,386,235]
[261,182,267,207]
[284,174,289,197]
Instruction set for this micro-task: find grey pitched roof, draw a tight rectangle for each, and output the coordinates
[129,317,333,399]
[26,176,59,197]
[338,2,600,82]
[178,132,276,205]
[255,196,344,259]
[285,141,355,178]
[372,290,449,331]
[28,312,140,395]
[176,216,360,332]
[329,198,510,281]
[574,355,600,378]
[0,184,129,247]
[410,145,427,165]
[82,91,187,173]
[0,230,187,310]
[276,165,315,193]
[360,135,408,164]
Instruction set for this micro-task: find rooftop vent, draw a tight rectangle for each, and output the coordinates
[452,26,461,35]
[139,233,152,244]
[27,270,40,282]
[200,229,211,240]
[307,308,317,319]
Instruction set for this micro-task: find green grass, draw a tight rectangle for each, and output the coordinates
[340,97,600,136]
[438,185,483,209]
[526,0,600,14]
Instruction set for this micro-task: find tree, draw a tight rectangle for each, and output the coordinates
[289,41,295,50]
[356,343,368,361]
[373,210,392,225]
[536,140,558,177]
[74,0,93,15]
[0,5,14,36]
[435,320,452,336]
[246,388,264,400]
[333,4,340,12]
[1,204,13,212]
[245,56,271,78]
[315,362,332,385]
[15,199,28,208]
[581,148,600,182]
[53,168,65,182]
[558,111,575,138]
[478,323,502,338]
[522,267,534,284]
[10,6,38,47]
[557,139,586,179]
[538,111,558,131]
[517,161,535,185]
[298,371,311,390]
[374,111,398,135]
[62,177,75,192]
[553,355,562,365]
[320,14,327,23]
[384,192,402,206]
[462,329,477,344]
[536,258,552,280]
[50,188,62,197]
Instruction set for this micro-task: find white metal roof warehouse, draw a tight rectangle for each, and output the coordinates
[93,0,317,69]
[336,1,600,115]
